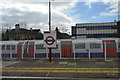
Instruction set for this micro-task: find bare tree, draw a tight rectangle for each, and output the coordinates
[2,24,11,32]
[59,27,69,33]
[20,21,27,29]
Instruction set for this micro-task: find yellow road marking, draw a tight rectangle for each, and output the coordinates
[1,70,119,73]
[1,67,120,70]
[1,67,119,73]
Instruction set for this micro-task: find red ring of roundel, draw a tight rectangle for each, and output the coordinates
[45,36,55,45]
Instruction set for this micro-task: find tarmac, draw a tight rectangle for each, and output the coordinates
[0,58,120,80]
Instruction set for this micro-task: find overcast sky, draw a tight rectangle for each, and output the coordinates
[0,0,119,34]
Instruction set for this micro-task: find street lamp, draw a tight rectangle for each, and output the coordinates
[49,0,54,32]
[48,0,55,62]
[48,0,52,62]
[49,0,51,32]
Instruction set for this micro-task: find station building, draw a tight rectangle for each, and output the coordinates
[72,21,120,38]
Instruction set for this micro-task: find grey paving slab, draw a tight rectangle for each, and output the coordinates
[66,62,76,68]
[2,61,20,67]
[76,62,89,68]
[1,58,120,79]
[86,61,99,68]
[76,73,119,78]
[48,73,76,78]
[96,61,119,68]
[2,58,119,68]
[2,72,48,77]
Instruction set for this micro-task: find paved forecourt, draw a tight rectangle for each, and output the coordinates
[1,58,120,79]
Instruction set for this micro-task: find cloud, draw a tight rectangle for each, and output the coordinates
[84,0,119,16]
[85,0,99,8]
[1,0,119,35]
[91,16,101,19]
[0,0,77,34]
[99,2,118,17]
[85,0,119,8]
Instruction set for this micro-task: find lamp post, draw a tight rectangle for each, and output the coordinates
[48,0,52,62]
[49,0,51,32]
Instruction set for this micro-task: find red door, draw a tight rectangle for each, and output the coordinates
[61,41,72,57]
[17,42,24,57]
[102,40,116,56]
[28,42,34,57]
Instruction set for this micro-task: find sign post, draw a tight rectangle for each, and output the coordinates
[44,31,56,62]
[49,48,52,62]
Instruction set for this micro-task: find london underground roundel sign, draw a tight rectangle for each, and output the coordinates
[44,31,56,48]
[45,36,55,45]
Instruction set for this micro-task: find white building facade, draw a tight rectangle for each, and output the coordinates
[72,22,118,38]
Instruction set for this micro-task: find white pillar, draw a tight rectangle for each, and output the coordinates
[60,43,62,59]
[104,42,107,60]
[22,45,23,59]
[34,44,35,59]
[60,52,61,59]
[88,49,90,60]
[10,45,12,58]
[73,42,75,60]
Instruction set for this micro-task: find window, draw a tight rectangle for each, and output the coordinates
[17,45,22,50]
[36,44,46,49]
[72,27,76,36]
[6,45,10,50]
[75,43,85,49]
[106,42,116,48]
[29,44,34,50]
[90,43,101,49]
[2,45,5,50]
[61,42,72,49]
[12,45,15,50]
[119,43,120,48]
